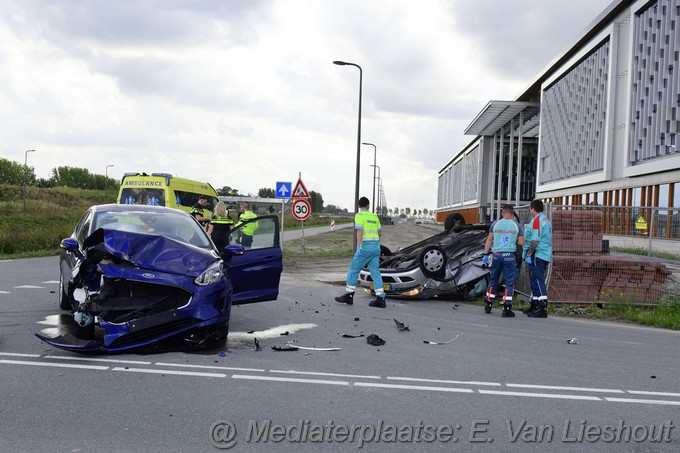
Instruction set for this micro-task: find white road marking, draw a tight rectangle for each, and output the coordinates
[479,390,601,401]
[627,390,680,397]
[13,285,45,289]
[388,376,501,387]
[37,314,68,325]
[47,356,151,365]
[0,352,41,358]
[270,369,381,379]
[0,291,10,294]
[0,260,12,263]
[606,397,680,406]
[506,383,625,393]
[155,362,265,372]
[233,374,350,386]
[112,367,226,378]
[42,281,59,284]
[0,359,108,370]
[355,382,474,393]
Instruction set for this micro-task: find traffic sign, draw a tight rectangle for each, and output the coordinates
[276,181,292,198]
[292,199,311,221]
[291,178,310,198]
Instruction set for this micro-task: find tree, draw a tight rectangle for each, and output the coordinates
[323,204,342,215]
[0,158,35,185]
[216,186,240,196]
[258,187,276,198]
[405,207,411,216]
[393,207,398,215]
[309,190,324,212]
[423,208,429,216]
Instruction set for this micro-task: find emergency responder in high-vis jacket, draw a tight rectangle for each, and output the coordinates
[335,197,386,308]
[482,204,525,317]
[207,201,234,254]
[236,202,258,248]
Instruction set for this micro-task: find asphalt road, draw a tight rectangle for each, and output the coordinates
[1,256,680,452]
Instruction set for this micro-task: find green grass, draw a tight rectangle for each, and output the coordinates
[611,245,680,261]
[282,228,354,267]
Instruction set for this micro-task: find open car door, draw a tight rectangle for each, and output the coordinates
[226,215,282,304]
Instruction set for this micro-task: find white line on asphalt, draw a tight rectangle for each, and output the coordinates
[479,390,601,401]
[606,397,680,406]
[0,260,11,263]
[42,281,59,284]
[626,390,680,397]
[0,291,9,294]
[355,382,474,393]
[47,355,151,365]
[155,362,265,372]
[112,367,226,378]
[387,376,501,387]
[270,369,381,379]
[233,374,350,386]
[13,285,45,289]
[0,352,41,358]
[506,383,625,393]
[0,359,109,370]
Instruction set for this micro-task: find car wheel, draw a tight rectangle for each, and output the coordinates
[418,245,447,278]
[444,213,465,232]
[58,272,72,311]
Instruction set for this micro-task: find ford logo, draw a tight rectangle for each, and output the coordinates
[142,273,155,279]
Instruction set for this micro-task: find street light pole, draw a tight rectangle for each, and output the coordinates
[333,60,362,250]
[105,164,114,198]
[362,142,377,213]
[371,164,381,214]
[23,149,35,209]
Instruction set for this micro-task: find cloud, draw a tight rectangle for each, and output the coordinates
[0,0,613,211]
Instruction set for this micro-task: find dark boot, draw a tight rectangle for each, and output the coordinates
[522,301,538,314]
[484,300,492,314]
[368,296,386,308]
[502,304,515,317]
[527,306,548,318]
[334,292,354,305]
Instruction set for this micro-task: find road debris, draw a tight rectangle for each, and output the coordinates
[393,318,410,331]
[366,334,386,346]
[286,341,341,351]
[271,344,299,351]
[423,334,459,345]
[341,333,365,338]
[566,337,578,344]
[253,338,261,351]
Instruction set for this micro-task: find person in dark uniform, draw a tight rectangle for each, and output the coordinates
[190,195,211,229]
[207,201,234,254]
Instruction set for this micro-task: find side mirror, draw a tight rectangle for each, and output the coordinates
[60,238,79,251]
[223,245,245,257]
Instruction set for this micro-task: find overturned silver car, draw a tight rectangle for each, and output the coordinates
[358,220,490,300]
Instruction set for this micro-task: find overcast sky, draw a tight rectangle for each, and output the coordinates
[0,0,613,211]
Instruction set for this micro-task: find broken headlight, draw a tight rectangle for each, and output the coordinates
[195,261,224,286]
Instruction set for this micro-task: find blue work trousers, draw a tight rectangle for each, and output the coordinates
[527,256,549,307]
[345,241,384,297]
[486,252,517,306]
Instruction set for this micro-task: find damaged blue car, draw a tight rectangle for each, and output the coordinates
[36,204,281,353]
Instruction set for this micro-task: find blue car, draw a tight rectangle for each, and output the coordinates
[35,204,281,353]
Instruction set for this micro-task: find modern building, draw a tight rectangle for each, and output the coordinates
[437,0,680,239]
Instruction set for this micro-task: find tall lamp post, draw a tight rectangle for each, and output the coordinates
[23,149,35,209]
[362,142,377,212]
[333,60,362,250]
[105,164,114,198]
[371,164,381,214]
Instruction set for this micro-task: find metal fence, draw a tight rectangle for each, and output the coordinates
[512,204,680,306]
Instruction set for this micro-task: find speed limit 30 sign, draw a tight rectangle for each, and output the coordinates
[292,198,311,221]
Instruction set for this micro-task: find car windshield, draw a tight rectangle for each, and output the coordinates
[93,210,212,249]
